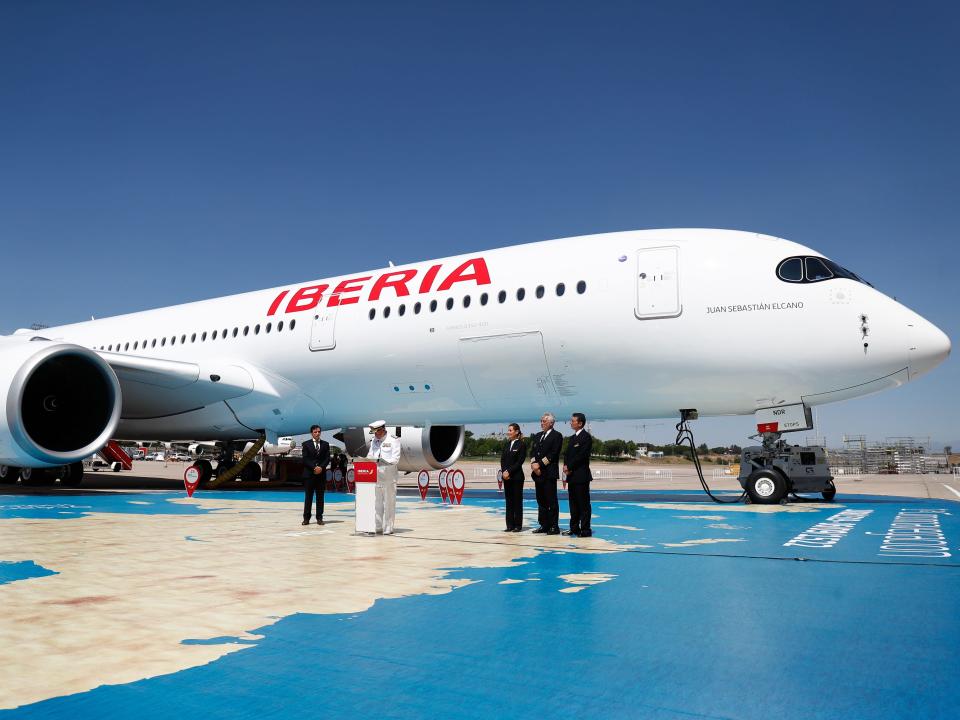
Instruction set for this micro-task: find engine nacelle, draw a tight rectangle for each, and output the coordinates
[0,338,122,467]
[339,424,465,472]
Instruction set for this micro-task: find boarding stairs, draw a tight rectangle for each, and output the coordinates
[98,440,134,471]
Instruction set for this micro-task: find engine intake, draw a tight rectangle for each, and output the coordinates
[1,341,122,466]
[339,424,465,472]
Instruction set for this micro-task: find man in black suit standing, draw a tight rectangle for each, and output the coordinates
[530,412,562,534]
[563,412,593,537]
[302,425,330,525]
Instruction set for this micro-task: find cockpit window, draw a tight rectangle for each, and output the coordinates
[804,257,833,281]
[776,257,804,282]
[776,256,872,286]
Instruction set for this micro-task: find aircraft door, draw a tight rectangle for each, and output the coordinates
[458,332,559,409]
[635,246,682,319]
[309,302,338,351]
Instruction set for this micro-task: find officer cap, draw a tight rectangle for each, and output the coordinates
[369,420,387,430]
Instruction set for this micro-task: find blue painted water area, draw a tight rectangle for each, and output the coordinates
[3,490,958,719]
[0,560,56,585]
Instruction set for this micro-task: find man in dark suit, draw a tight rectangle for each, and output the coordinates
[302,424,330,525]
[530,412,562,534]
[562,412,593,537]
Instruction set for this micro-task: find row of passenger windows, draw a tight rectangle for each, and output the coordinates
[96,319,297,353]
[368,281,587,320]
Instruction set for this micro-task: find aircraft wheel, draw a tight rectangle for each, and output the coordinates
[61,462,84,486]
[20,467,51,486]
[745,469,787,504]
[0,465,20,483]
[821,480,837,502]
[241,462,261,482]
[195,459,214,486]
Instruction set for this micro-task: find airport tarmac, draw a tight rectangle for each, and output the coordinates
[2,463,959,719]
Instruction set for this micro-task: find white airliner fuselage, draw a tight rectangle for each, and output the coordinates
[0,229,951,469]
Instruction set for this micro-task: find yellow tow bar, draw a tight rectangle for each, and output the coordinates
[207,436,266,489]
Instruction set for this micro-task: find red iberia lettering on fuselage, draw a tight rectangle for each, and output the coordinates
[266,257,492,316]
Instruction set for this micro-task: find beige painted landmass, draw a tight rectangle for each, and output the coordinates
[661,538,746,548]
[1,497,628,710]
[558,572,618,593]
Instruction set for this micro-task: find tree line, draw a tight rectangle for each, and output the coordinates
[462,431,741,462]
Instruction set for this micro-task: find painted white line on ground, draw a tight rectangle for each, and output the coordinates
[941,484,960,500]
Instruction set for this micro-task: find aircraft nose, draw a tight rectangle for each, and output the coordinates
[909,315,951,381]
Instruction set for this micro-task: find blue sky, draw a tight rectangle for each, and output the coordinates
[1,1,957,449]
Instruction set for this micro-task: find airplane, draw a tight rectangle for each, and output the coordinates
[0,229,951,500]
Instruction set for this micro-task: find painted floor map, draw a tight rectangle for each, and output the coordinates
[2,489,958,719]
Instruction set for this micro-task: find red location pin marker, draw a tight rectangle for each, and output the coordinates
[497,469,503,492]
[183,465,201,497]
[451,469,465,505]
[438,469,449,502]
[417,470,430,500]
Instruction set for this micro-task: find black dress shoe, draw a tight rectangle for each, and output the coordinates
[503,528,514,533]
[561,530,579,537]
[579,530,593,537]
[301,520,310,526]
[546,528,561,535]
[531,527,546,534]
[317,519,325,525]
[511,528,522,532]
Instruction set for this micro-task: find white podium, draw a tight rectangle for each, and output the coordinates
[353,460,379,533]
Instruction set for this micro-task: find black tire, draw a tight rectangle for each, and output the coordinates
[0,465,20,483]
[745,469,788,504]
[61,462,84,486]
[194,459,214,487]
[20,467,51,486]
[241,462,262,482]
[821,480,837,502]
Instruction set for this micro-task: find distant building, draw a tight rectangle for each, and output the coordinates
[648,451,664,459]
[635,445,648,457]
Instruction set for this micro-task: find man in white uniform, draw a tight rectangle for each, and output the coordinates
[366,420,401,534]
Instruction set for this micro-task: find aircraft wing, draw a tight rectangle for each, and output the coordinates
[99,352,255,420]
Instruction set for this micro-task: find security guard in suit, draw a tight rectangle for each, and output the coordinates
[563,412,593,537]
[530,412,562,534]
[500,423,527,532]
[302,424,330,525]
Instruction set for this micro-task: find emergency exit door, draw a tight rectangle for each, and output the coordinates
[635,246,682,319]
[309,304,338,351]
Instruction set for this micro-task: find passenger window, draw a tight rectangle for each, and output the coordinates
[108,344,113,351]
[134,341,139,350]
[243,326,249,336]
[446,297,454,310]
[278,321,284,332]
[152,339,157,347]
[369,308,376,320]
[430,300,438,312]
[463,295,471,308]
[398,304,406,316]
[516,288,525,301]
[161,338,166,347]
[181,334,186,344]
[556,282,565,296]
[414,302,422,314]
[576,280,586,294]
[805,257,833,282]
[232,328,238,337]
[254,325,260,335]
[290,319,296,330]
[212,330,218,340]
[171,336,176,346]
[498,290,506,303]
[384,306,391,318]
[191,333,196,343]
[265,323,272,333]
[124,343,129,351]
[777,257,804,282]
[480,292,488,306]
[535,285,544,299]
[202,332,207,341]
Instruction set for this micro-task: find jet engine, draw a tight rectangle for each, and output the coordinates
[338,424,465,472]
[0,339,122,467]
